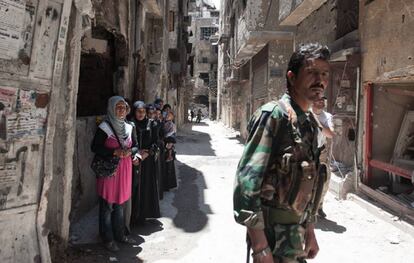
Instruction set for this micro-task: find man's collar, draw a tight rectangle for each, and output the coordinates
[281,93,309,124]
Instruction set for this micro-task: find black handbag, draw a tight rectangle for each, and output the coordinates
[91,121,123,178]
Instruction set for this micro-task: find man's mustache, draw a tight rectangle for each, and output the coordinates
[310,84,323,89]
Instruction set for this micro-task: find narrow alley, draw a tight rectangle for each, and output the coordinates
[1,1,414,262]
[67,121,414,263]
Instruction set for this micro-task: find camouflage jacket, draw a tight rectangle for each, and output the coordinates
[233,94,322,230]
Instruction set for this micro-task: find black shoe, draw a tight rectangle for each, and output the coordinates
[119,236,137,244]
[318,208,327,218]
[104,241,120,252]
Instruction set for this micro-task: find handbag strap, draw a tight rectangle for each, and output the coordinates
[104,120,125,149]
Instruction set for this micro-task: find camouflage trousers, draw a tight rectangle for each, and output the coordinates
[264,223,307,263]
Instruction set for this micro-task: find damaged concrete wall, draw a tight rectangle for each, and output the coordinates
[91,0,131,98]
[279,0,328,25]
[360,0,414,182]
[360,0,414,82]
[145,18,164,102]
[295,0,337,46]
[267,40,292,100]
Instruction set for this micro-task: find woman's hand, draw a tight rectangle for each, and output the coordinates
[113,149,124,157]
[122,149,132,158]
[114,149,132,158]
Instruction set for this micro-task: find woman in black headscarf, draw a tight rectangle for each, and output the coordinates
[129,101,161,225]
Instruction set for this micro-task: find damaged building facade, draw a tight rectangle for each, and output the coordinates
[218,0,414,223]
[0,0,190,262]
[217,0,294,138]
[188,0,219,119]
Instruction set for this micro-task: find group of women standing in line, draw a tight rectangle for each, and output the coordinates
[91,96,178,252]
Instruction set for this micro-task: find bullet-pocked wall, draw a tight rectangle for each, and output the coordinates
[360,0,414,187]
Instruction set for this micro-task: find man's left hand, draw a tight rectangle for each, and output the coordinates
[304,223,319,259]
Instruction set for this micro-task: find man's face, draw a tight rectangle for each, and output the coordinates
[313,98,326,110]
[290,58,330,103]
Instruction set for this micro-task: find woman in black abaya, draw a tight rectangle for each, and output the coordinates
[130,101,160,224]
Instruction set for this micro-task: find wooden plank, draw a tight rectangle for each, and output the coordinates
[370,159,412,180]
[358,184,414,224]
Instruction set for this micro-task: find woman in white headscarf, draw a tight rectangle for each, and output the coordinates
[91,96,142,252]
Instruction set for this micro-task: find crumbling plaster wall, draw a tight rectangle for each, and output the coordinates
[145,18,164,102]
[360,0,414,82]
[92,0,132,98]
[360,0,414,182]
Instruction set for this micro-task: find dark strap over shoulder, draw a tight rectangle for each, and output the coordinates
[104,121,124,149]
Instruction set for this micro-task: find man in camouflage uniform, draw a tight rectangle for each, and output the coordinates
[233,43,331,263]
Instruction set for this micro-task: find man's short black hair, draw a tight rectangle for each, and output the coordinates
[286,43,331,89]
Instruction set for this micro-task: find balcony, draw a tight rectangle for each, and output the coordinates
[234,0,294,65]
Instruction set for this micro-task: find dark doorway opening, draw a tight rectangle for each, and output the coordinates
[76,28,116,117]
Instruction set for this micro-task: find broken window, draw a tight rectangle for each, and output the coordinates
[336,0,359,39]
[200,27,218,40]
[210,11,219,17]
[199,72,209,85]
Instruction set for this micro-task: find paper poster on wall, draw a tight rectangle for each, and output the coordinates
[0,163,17,187]
[0,86,17,113]
[0,0,26,60]
[0,86,47,140]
